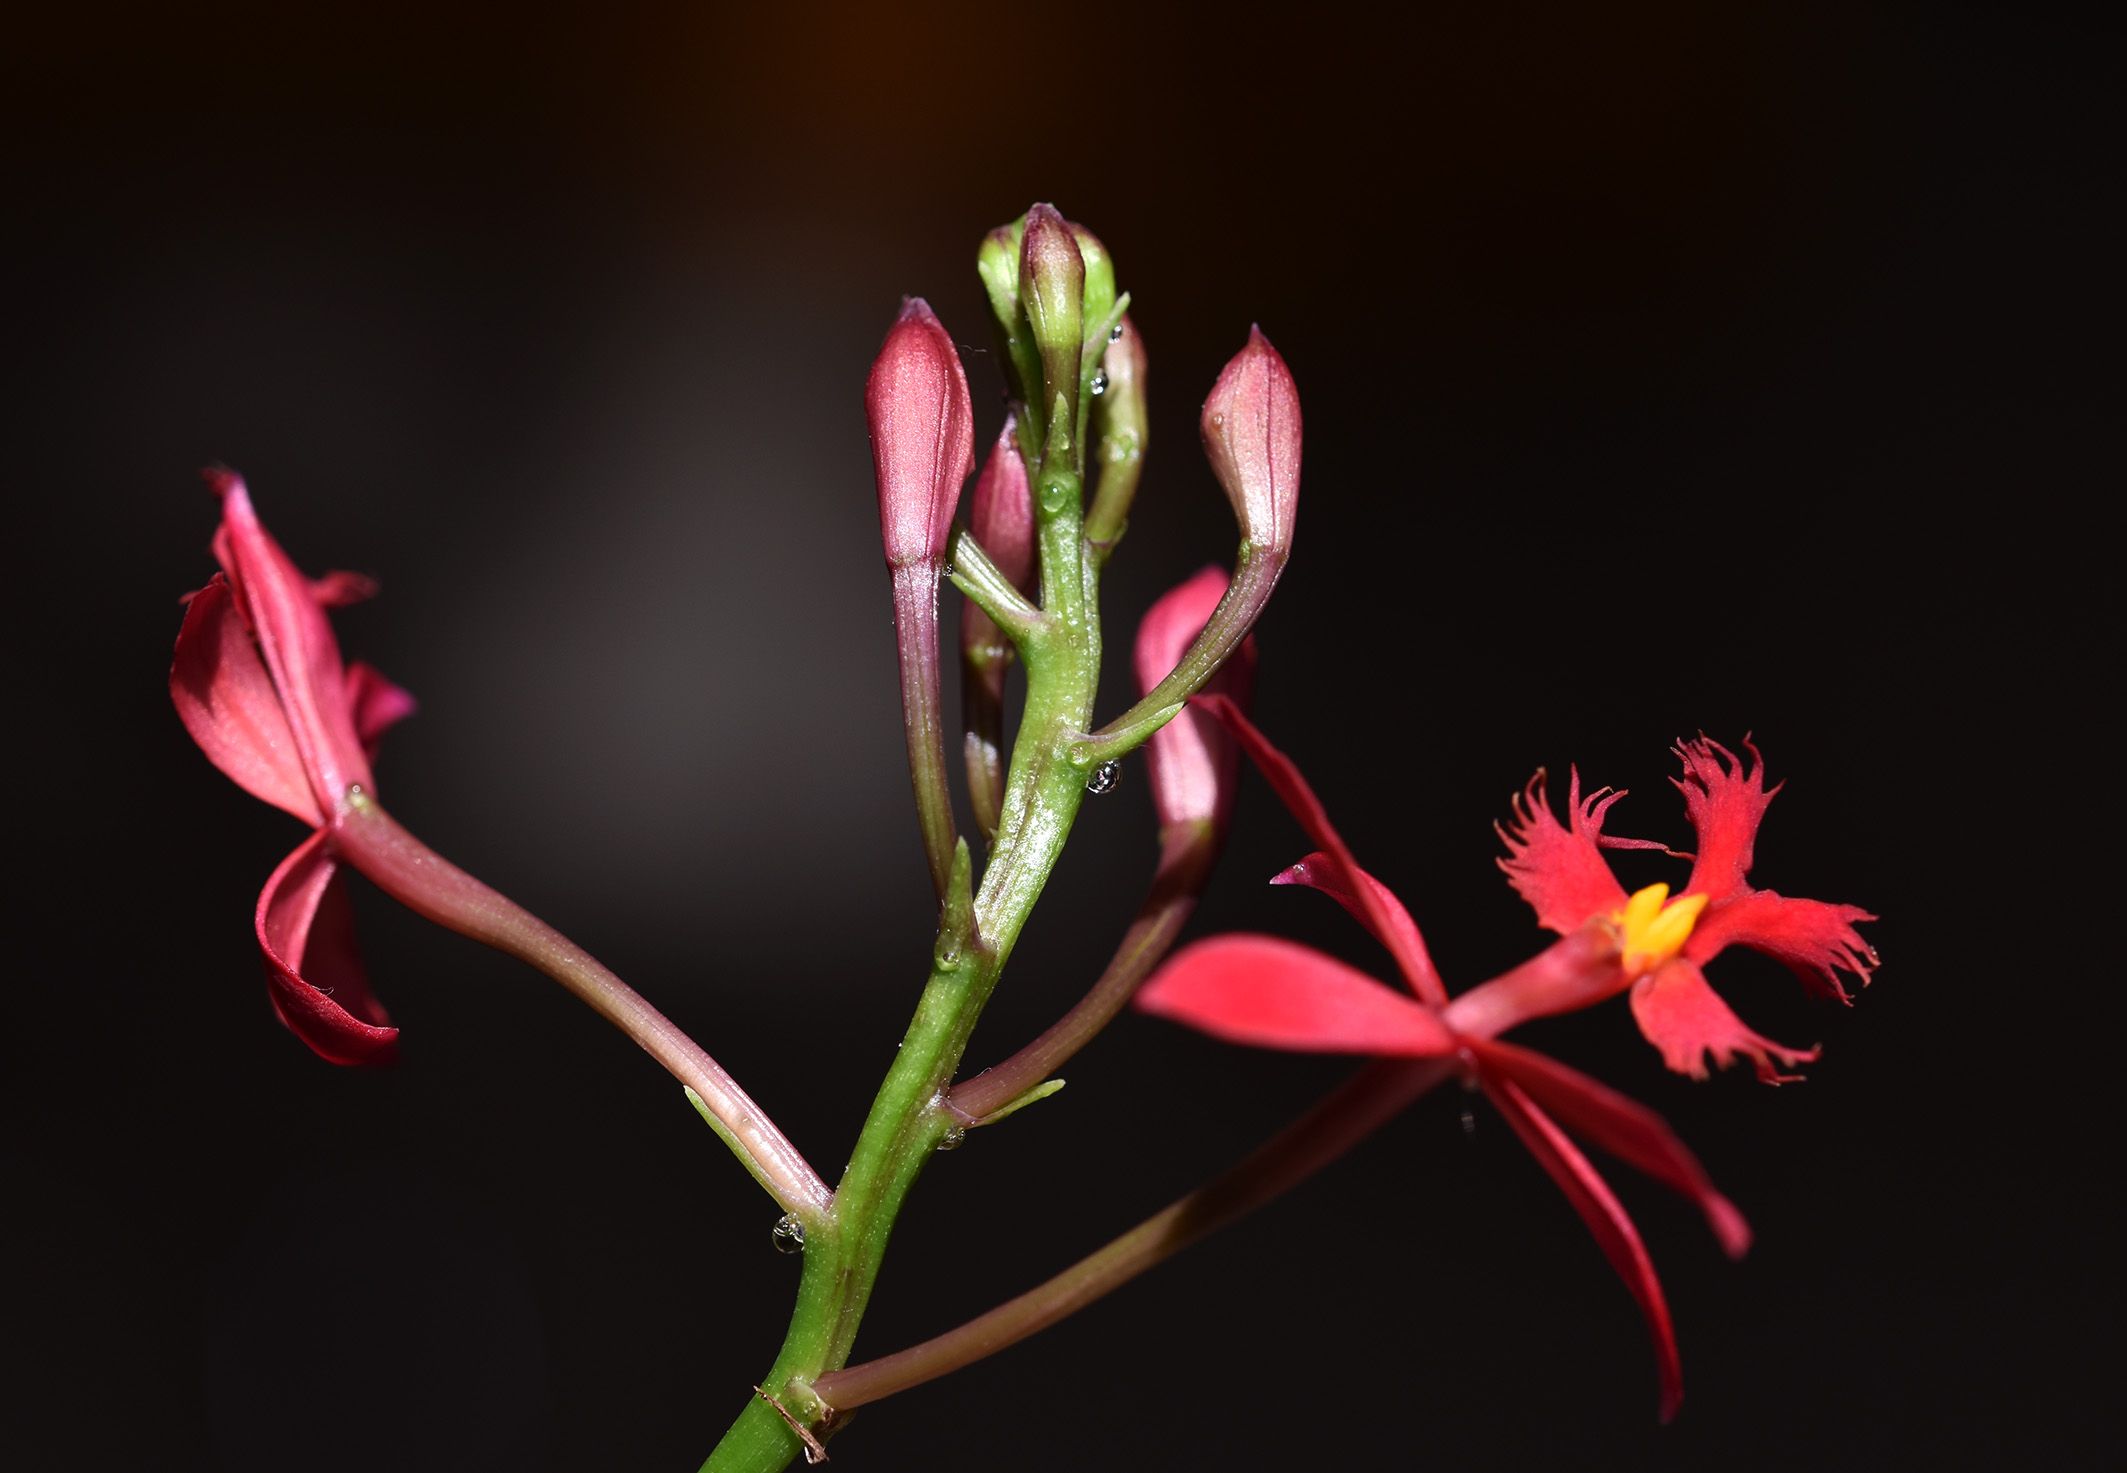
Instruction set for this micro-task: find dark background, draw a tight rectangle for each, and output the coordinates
[9,4,2113,1470]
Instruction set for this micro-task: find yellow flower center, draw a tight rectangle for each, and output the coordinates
[1615,883,1709,977]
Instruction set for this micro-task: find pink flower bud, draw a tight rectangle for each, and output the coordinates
[1200,327,1301,558]
[1018,204,1086,408]
[1135,567,1257,832]
[969,416,1035,593]
[867,297,975,569]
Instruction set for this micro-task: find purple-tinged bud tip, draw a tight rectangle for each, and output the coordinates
[1200,327,1301,559]
[867,297,975,569]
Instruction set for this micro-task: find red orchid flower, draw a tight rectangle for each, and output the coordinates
[170,470,415,1066]
[1135,700,1837,1419]
[1466,740,1879,1082]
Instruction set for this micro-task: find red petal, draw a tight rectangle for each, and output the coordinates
[1137,935,1455,1057]
[1630,960,1818,1084]
[1469,1038,1750,1258]
[1687,890,1878,1002]
[343,661,417,759]
[1481,1073,1684,1422]
[1136,568,1256,832]
[1272,852,1445,1006]
[1496,768,1632,934]
[170,575,323,825]
[1672,735,1777,901]
[211,472,374,814]
[256,832,398,1066]
[1195,695,1444,1006]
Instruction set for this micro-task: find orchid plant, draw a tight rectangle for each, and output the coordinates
[171,204,1876,1471]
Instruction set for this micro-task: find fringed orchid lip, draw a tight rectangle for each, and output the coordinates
[1501,736,1876,1082]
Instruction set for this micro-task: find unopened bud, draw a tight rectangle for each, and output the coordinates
[868,297,975,570]
[1200,327,1301,559]
[1070,223,1117,335]
[1019,204,1086,429]
[977,220,1042,412]
[1085,313,1148,550]
[960,417,1035,838]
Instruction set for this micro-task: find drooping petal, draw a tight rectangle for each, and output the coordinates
[1687,890,1878,1003]
[1196,695,1445,1006]
[1136,568,1256,833]
[209,471,375,814]
[1481,1072,1684,1423]
[1469,1038,1750,1258]
[170,574,324,826]
[1672,736,1778,902]
[1630,960,1818,1084]
[255,831,398,1066]
[343,661,417,759]
[1137,935,1456,1058]
[1496,769,1635,934]
[1271,852,1444,1006]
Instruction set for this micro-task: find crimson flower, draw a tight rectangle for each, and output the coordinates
[1136,702,1879,1417]
[170,470,414,1065]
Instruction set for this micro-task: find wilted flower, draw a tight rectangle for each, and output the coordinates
[170,470,414,1065]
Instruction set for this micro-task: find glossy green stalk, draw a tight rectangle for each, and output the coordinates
[701,408,1111,1473]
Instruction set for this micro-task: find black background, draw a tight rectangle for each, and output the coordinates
[9,4,2113,1470]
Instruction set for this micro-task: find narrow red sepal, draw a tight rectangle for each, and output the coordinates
[1272,852,1445,1007]
[1137,935,1456,1058]
[1195,694,1444,1006]
[1470,1037,1751,1258]
[1481,1073,1685,1423]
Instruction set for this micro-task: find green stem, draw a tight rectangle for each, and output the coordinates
[949,820,1217,1123]
[1075,546,1284,767]
[815,1058,1453,1411]
[331,798,831,1223]
[701,446,1105,1473]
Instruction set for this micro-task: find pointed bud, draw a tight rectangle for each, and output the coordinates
[1070,223,1117,337]
[867,297,972,896]
[968,416,1036,593]
[1136,567,1257,833]
[868,298,975,569]
[1085,313,1148,550]
[961,418,1037,836]
[1019,204,1086,431]
[977,219,1042,413]
[1201,327,1301,560]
